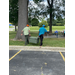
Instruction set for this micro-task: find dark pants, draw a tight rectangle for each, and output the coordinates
[55,33,58,38]
[39,34,43,46]
[64,33,65,37]
[25,35,29,45]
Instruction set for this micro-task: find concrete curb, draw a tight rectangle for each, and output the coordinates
[9,46,65,52]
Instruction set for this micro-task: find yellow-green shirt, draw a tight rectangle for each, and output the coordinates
[23,27,30,35]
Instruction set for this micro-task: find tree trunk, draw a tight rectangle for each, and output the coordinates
[15,24,16,31]
[27,5,28,24]
[47,0,53,33]
[15,0,28,40]
[49,9,52,33]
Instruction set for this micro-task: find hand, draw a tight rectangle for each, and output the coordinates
[21,33,23,36]
[38,36,39,37]
[29,34,31,36]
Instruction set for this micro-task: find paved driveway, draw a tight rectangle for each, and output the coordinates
[9,50,65,75]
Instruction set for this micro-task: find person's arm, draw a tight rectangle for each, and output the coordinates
[45,30,47,32]
[38,31,39,37]
[21,28,24,35]
[28,28,31,36]
[29,30,31,36]
[38,29,40,37]
[45,28,47,32]
[21,30,23,36]
[29,30,30,34]
[45,29,47,35]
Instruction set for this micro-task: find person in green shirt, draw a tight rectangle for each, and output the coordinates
[21,24,30,45]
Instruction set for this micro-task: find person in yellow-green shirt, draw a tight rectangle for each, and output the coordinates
[21,24,30,45]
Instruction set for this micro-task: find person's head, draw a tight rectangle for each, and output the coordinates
[42,25,45,27]
[26,24,29,27]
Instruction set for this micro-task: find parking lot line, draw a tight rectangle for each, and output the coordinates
[59,52,65,62]
[9,50,22,61]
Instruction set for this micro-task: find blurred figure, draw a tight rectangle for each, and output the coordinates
[63,29,65,37]
[21,24,30,45]
[54,30,58,38]
[39,25,47,47]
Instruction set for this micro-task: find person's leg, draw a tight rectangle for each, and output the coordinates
[56,33,58,38]
[25,35,28,45]
[39,34,43,46]
[39,35,42,46]
[27,35,29,44]
[41,35,43,46]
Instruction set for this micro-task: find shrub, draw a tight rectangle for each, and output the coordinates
[38,20,48,27]
[31,18,39,26]
[56,23,61,26]
[56,23,64,26]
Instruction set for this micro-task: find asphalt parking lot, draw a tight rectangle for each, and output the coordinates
[9,50,65,75]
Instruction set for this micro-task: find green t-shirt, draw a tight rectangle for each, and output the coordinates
[23,27,30,35]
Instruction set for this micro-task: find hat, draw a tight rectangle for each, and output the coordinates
[26,24,29,27]
[42,25,45,27]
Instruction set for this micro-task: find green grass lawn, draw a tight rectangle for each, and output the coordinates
[10,26,65,31]
[9,26,14,28]
[30,26,65,31]
[9,31,65,47]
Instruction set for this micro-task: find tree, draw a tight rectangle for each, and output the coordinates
[9,0,18,31]
[47,0,53,33]
[33,0,53,32]
[9,0,30,40]
[28,1,46,21]
[33,0,65,33]
[31,18,39,26]
[28,17,32,25]
[47,18,65,26]
[15,0,28,40]
[38,20,48,27]
[9,0,65,40]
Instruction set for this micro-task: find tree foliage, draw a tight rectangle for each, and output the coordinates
[9,0,18,25]
[33,0,44,3]
[9,0,65,26]
[31,18,39,26]
[38,20,48,27]
[47,18,65,26]
[33,0,65,32]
